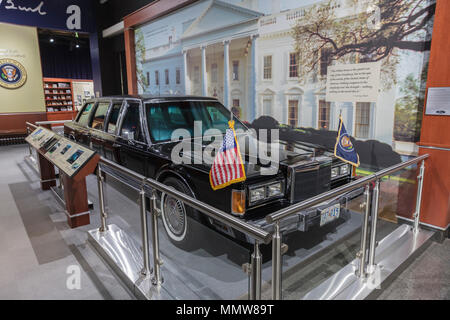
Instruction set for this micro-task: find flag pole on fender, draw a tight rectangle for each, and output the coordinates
[209,120,246,190]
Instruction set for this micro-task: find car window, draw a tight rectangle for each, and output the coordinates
[91,102,110,130]
[146,101,246,143]
[106,102,122,134]
[120,103,144,142]
[77,102,95,127]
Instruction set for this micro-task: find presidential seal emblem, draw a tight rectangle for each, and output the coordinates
[0,59,27,89]
[339,135,354,152]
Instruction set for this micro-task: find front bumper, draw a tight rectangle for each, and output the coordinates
[244,186,365,242]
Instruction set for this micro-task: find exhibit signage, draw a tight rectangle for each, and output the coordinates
[0,0,94,32]
[425,87,450,116]
[325,62,381,103]
[26,127,96,177]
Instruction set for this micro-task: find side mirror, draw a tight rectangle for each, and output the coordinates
[121,130,135,140]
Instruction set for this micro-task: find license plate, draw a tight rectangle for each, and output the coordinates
[320,203,341,226]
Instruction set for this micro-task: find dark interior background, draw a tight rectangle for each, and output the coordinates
[39,31,92,80]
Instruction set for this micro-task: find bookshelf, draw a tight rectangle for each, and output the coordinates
[43,77,78,124]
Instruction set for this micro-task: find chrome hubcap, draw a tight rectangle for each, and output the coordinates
[163,196,186,236]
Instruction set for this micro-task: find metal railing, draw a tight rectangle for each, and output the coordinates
[96,157,271,298]
[24,120,430,300]
[266,153,429,300]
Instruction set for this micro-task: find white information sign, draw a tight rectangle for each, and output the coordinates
[425,87,450,116]
[326,62,381,103]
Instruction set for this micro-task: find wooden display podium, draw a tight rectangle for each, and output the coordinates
[26,126,99,228]
[61,154,100,228]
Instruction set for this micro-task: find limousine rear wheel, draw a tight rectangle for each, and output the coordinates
[160,177,199,248]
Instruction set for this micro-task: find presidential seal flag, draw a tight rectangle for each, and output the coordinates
[209,120,246,190]
[335,115,360,167]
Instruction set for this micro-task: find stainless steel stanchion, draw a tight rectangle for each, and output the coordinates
[96,167,108,233]
[150,190,163,286]
[357,184,372,278]
[139,187,151,276]
[250,241,262,300]
[368,179,380,273]
[413,160,425,233]
[27,127,32,156]
[272,221,282,300]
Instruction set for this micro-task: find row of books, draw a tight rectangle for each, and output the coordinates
[46,95,72,100]
[44,89,72,94]
[44,82,70,88]
[47,107,73,112]
[46,101,73,106]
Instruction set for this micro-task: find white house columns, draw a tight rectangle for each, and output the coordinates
[182,50,190,95]
[249,34,259,121]
[201,45,207,96]
[223,39,230,108]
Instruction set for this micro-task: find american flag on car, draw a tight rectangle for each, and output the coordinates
[209,121,246,190]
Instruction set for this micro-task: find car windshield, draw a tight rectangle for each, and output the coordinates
[146,100,247,143]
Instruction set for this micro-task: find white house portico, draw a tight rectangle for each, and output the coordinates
[179,0,262,120]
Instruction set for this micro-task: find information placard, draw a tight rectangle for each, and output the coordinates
[425,87,450,116]
[326,62,381,103]
[26,127,96,178]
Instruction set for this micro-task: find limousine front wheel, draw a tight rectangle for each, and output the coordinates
[160,177,199,248]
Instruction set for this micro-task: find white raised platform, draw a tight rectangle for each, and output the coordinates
[303,224,434,300]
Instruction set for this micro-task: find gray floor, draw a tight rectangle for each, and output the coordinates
[0,144,448,300]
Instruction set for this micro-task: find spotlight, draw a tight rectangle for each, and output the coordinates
[75,44,80,48]
[49,38,54,43]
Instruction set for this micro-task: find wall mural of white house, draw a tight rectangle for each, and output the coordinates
[135,0,435,163]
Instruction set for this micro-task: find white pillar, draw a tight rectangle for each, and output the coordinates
[249,34,259,121]
[182,50,190,95]
[201,45,207,96]
[223,40,230,108]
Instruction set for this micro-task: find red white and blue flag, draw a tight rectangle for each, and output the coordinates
[209,121,246,190]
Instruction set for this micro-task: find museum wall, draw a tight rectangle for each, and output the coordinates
[94,0,154,95]
[0,23,46,114]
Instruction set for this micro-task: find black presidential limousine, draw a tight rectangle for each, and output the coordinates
[65,95,362,246]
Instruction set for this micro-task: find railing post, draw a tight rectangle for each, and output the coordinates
[26,127,32,156]
[413,160,425,233]
[272,221,282,300]
[368,179,380,273]
[357,184,372,278]
[139,186,151,276]
[150,190,163,286]
[250,241,262,300]
[96,166,108,233]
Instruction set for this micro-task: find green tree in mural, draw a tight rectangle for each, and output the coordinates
[394,74,425,142]
[135,28,149,93]
[292,0,435,87]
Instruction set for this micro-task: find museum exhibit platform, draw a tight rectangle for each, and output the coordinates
[0,0,449,304]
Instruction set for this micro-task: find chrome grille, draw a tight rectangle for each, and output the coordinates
[289,157,332,203]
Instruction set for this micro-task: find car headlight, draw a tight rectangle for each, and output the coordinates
[250,187,265,203]
[331,167,339,178]
[267,182,283,197]
[340,164,349,175]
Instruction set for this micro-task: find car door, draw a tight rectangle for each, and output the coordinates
[103,100,125,162]
[89,99,112,156]
[71,101,96,146]
[116,100,148,175]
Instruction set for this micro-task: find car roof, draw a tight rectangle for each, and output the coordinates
[91,94,219,102]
